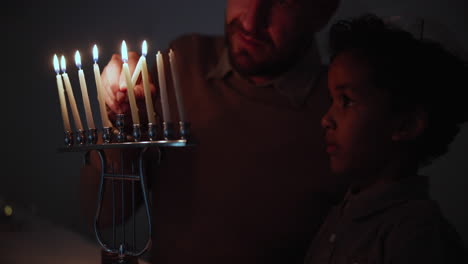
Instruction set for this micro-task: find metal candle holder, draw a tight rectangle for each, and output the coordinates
[76,129,86,145]
[115,114,126,143]
[163,122,175,140]
[147,123,157,141]
[88,128,98,144]
[59,113,193,264]
[64,131,73,147]
[132,124,141,142]
[102,127,112,144]
[179,121,191,140]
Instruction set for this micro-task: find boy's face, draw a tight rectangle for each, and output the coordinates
[322,51,399,179]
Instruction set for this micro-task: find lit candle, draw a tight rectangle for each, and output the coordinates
[131,53,143,87]
[61,55,83,131]
[75,51,95,129]
[53,54,71,132]
[121,41,140,124]
[140,41,156,124]
[92,45,112,128]
[169,49,186,122]
[156,51,171,123]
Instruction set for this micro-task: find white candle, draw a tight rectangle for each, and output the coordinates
[140,41,156,124]
[61,55,83,131]
[53,54,71,132]
[169,49,186,122]
[131,55,143,87]
[75,51,95,129]
[121,41,140,124]
[156,51,171,123]
[92,45,112,128]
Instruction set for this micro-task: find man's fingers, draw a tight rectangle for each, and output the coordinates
[134,82,157,99]
[128,51,140,69]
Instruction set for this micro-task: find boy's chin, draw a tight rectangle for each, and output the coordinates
[329,160,354,179]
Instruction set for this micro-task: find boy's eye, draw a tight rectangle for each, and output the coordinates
[340,94,355,108]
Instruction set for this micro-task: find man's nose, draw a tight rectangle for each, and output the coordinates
[240,0,269,34]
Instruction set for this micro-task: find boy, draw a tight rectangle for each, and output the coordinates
[304,14,467,264]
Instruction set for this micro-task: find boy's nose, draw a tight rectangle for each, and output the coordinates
[321,110,336,130]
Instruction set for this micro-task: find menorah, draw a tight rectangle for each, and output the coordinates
[60,115,192,264]
[55,40,192,264]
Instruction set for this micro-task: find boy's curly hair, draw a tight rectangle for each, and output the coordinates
[328,14,468,167]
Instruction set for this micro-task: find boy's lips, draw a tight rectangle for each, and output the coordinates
[325,134,338,155]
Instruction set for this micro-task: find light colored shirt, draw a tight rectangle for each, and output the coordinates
[304,175,467,264]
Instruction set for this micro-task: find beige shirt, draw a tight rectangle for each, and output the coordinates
[304,175,467,264]
[149,34,346,264]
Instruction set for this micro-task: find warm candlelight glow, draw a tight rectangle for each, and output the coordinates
[121,40,140,124]
[61,55,83,130]
[53,54,60,74]
[131,40,145,86]
[75,50,82,69]
[75,49,95,129]
[53,54,71,132]
[142,40,147,56]
[60,56,67,73]
[92,44,112,128]
[139,40,156,124]
[121,40,128,63]
[93,45,98,63]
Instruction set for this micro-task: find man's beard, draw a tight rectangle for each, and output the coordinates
[225,18,308,78]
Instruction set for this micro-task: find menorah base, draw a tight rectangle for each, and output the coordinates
[101,249,139,264]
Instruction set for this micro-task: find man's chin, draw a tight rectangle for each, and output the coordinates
[229,50,288,78]
[232,55,263,74]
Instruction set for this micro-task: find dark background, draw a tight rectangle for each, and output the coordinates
[2,0,467,254]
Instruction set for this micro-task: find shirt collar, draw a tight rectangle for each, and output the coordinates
[206,41,324,107]
[342,175,430,221]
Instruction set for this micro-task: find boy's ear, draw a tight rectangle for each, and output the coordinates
[391,107,427,142]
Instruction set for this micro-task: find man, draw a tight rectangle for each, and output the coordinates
[81,1,344,263]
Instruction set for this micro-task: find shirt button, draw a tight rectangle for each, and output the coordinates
[329,233,336,243]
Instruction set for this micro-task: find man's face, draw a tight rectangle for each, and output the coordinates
[225,0,333,77]
[322,51,398,180]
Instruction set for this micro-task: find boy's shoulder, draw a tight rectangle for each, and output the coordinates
[382,199,466,263]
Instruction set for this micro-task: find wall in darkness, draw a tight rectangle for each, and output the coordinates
[2,0,467,248]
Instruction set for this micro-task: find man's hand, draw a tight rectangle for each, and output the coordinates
[101,51,156,123]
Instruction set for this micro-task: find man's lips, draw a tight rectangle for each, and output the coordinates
[236,31,269,49]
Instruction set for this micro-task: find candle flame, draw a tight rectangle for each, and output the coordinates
[53,54,60,74]
[93,45,98,63]
[121,40,128,63]
[75,50,82,69]
[142,40,147,56]
[60,55,66,73]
